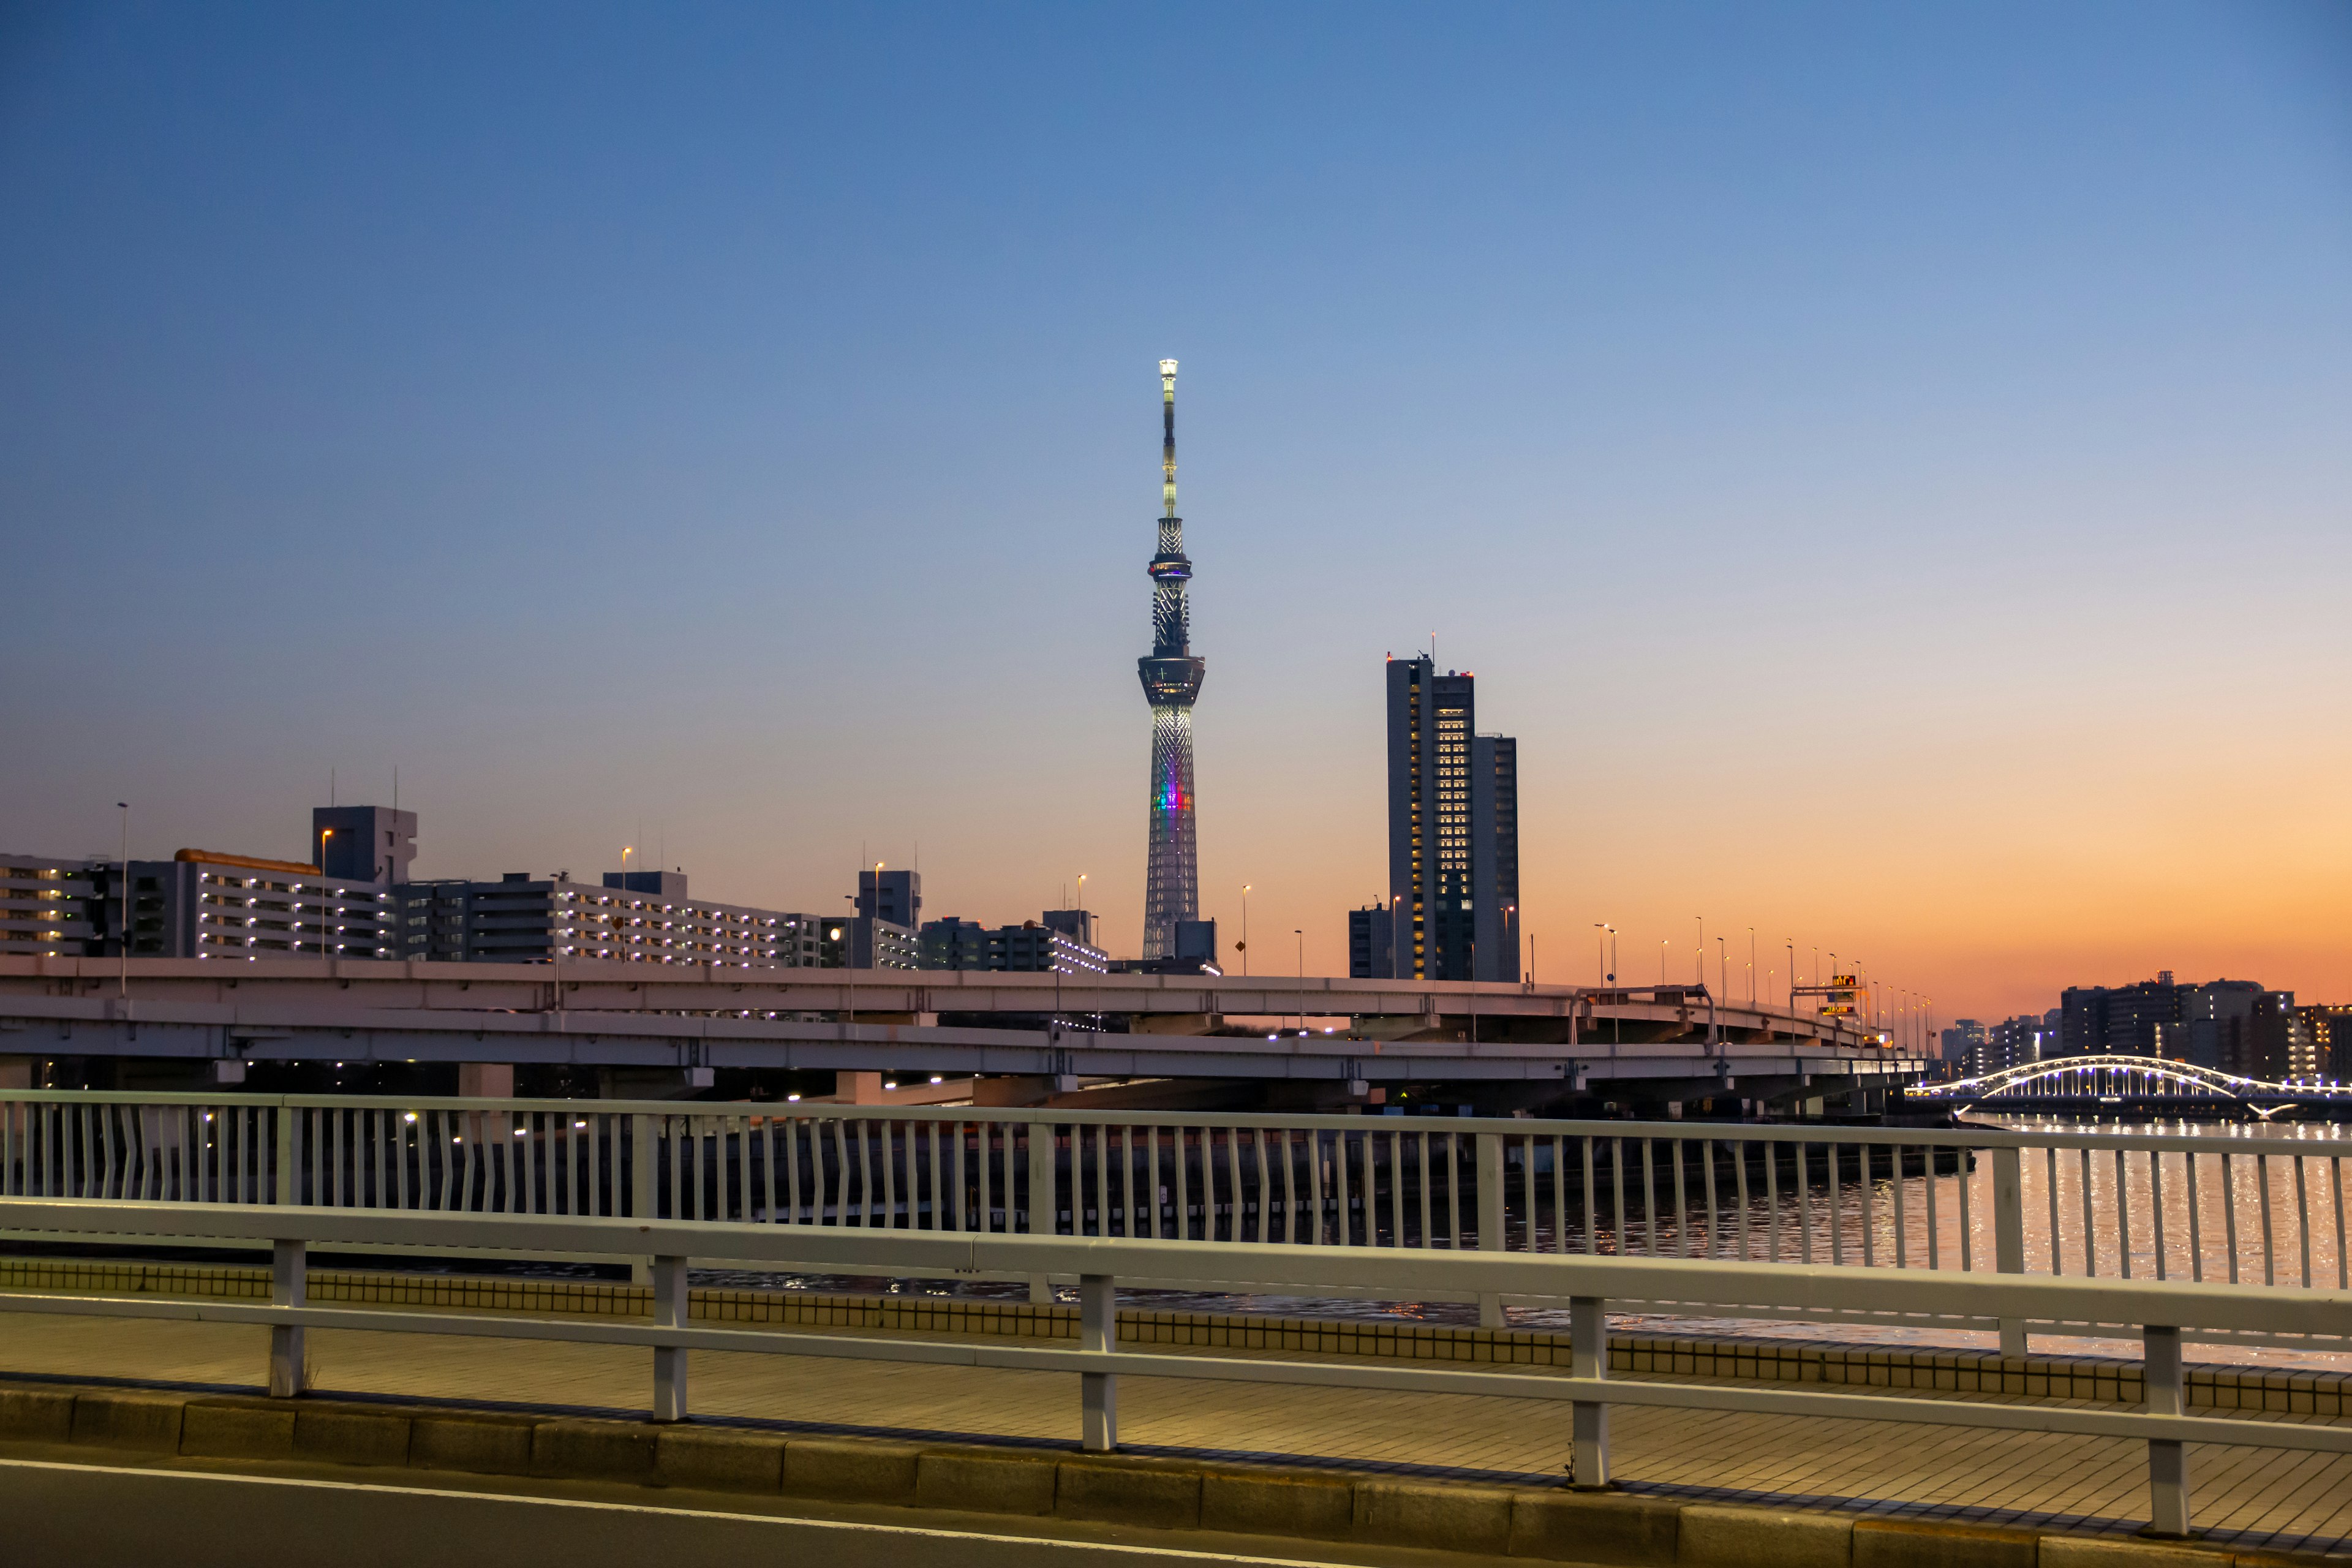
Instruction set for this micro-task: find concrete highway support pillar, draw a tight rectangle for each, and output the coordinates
[1570,1294,1610,1488]
[458,1063,514,1098]
[268,1239,306,1398]
[1080,1273,1117,1451]
[652,1254,688,1423]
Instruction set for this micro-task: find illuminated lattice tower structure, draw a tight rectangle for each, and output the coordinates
[1137,358,1205,959]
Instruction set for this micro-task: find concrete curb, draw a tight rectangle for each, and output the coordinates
[0,1379,2335,1567]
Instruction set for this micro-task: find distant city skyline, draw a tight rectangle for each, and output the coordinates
[2,4,2348,1023]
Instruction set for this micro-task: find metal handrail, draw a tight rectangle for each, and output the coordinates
[5,1093,2345,1352]
[1,1196,2343,1539]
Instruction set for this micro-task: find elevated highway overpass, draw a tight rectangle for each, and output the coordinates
[0,958,1923,1112]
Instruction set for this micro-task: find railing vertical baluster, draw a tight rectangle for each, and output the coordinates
[1109,1124,1126,1237]
[1829,1140,1845,1267]
[1417,1129,1433,1250]
[464,1110,482,1213]
[1279,1128,1298,1250]
[1581,1136,1598,1256]
[739,1115,756,1224]
[1638,1138,1657,1258]
[2079,1147,2095,1276]
[2334,1155,2346,1291]
[276,1105,297,1207]
[1862,1144,1879,1268]
[1175,1125,1193,1242]
[375,1110,391,1211]
[1232,1123,1251,1241]
[844,1114,860,1228]
[974,1120,990,1233]
[850,1118,870,1227]
[1553,1135,1568,1255]
[1735,1138,1752,1261]
[587,1113,605,1218]
[2221,1150,2241,1283]
[1672,1139,1688,1259]
[932,1119,948,1231]
[1333,1126,1352,1246]
[2046,1147,2062,1275]
[1924,1140,1939,1270]
[1956,1144,1973,1273]
[1031,1117,1060,1248]
[2185,1149,2204,1282]
[1309,1127,1327,1245]
[1092,1123,1110,1237]
[1613,1137,1631,1261]
[778,1117,798,1226]
[1142,1125,1161,1240]
[1363,1131,1378,1248]
[1797,1142,1812,1264]
[1892,1145,1907,1268]
[883,1118,899,1231]
[2258,1153,2275,1287]
[2149,1151,2166,1281]
[2116,1147,2132,1280]
[1445,1132,1461,1249]
[2293,1155,2311,1289]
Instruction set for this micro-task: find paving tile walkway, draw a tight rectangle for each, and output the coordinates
[4,1310,2349,1556]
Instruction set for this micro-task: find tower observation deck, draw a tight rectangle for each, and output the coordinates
[1138,358,1204,959]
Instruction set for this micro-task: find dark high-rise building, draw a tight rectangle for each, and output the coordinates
[919,916,1108,975]
[2060,977,2185,1057]
[855,868,921,931]
[1348,902,1395,979]
[1137,359,1205,960]
[1384,654,1518,982]
[311,805,417,885]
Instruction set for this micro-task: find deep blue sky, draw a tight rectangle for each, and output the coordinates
[4,3,2348,1018]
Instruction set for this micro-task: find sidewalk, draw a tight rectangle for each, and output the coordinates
[4,1309,2348,1555]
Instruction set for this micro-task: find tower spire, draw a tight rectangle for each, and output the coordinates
[1163,358,1178,519]
[1138,358,1205,960]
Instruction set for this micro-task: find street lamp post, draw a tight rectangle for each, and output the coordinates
[1295,929,1304,1033]
[1241,885,1251,978]
[315,827,335,956]
[116,802,129,995]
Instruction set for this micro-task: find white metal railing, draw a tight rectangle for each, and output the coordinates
[3,1093,2346,1345]
[1,1196,2347,1540]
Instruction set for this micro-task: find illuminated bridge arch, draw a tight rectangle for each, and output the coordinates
[1909,1054,2350,1106]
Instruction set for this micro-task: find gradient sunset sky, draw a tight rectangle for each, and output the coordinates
[4,4,2348,1027]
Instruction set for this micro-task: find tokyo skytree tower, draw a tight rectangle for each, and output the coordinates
[1137,358,1205,960]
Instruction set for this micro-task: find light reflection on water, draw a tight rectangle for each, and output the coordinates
[703,1115,2351,1370]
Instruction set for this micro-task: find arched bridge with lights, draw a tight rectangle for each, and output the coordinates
[1907,1054,2352,1115]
